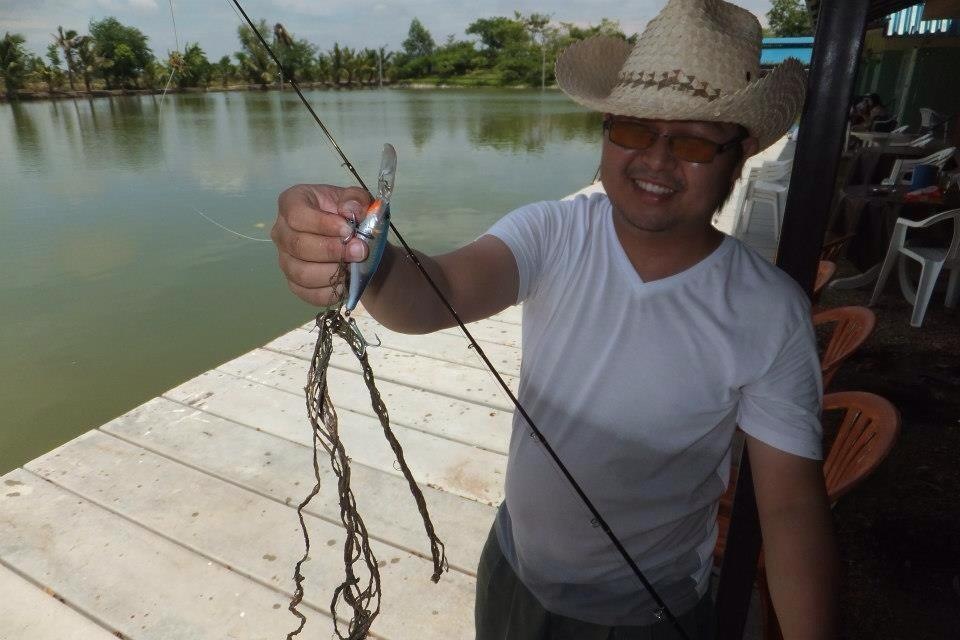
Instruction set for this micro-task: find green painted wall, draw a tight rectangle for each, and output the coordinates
[900,47,960,129]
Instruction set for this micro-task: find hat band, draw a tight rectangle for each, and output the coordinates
[617,69,724,103]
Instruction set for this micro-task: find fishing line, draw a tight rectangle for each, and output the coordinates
[157,0,179,120]
[167,0,180,52]
[226,0,370,193]
[191,206,272,242]
[155,0,273,243]
[227,3,693,638]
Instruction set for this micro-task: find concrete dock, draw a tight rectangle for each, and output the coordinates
[1,307,522,639]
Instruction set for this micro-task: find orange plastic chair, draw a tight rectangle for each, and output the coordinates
[715,391,900,640]
[812,260,837,305]
[813,306,876,390]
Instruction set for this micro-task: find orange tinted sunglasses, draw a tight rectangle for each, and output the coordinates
[604,119,747,164]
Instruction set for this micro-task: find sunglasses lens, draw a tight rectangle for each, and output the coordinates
[607,121,733,163]
[671,136,717,163]
[608,121,657,150]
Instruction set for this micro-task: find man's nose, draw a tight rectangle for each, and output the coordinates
[635,134,676,172]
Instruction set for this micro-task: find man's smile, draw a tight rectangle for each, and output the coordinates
[632,178,678,196]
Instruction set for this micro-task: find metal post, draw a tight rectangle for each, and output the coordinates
[715,0,871,637]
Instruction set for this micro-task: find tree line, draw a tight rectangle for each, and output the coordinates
[0,14,632,98]
[0,1,811,99]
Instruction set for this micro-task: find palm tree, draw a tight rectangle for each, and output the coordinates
[74,36,100,92]
[41,44,65,92]
[0,32,29,98]
[315,52,331,84]
[236,20,275,88]
[360,48,379,85]
[52,26,81,90]
[214,55,234,87]
[329,43,343,86]
[341,46,357,86]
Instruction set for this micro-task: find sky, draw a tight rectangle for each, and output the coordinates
[4,0,774,61]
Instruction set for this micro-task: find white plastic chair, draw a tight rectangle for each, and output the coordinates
[735,160,793,240]
[891,125,910,134]
[843,122,854,155]
[920,108,944,130]
[870,117,899,133]
[909,132,934,147]
[868,208,960,327]
[886,147,956,185]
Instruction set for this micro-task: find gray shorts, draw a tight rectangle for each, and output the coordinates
[475,525,716,640]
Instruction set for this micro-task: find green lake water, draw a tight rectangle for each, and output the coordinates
[0,88,601,473]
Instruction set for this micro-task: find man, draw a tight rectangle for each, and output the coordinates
[270,0,839,638]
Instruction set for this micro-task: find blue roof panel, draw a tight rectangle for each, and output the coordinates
[761,47,813,65]
[761,37,813,65]
[762,36,815,46]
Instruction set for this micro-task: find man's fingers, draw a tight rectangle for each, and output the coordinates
[278,253,344,289]
[277,184,371,233]
[274,183,372,308]
[284,205,353,237]
[287,280,344,308]
[336,186,373,223]
[275,223,367,263]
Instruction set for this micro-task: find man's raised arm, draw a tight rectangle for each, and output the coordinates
[272,183,519,334]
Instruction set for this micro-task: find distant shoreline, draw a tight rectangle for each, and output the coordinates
[0,82,558,103]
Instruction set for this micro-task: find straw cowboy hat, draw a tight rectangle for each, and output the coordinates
[555,0,807,151]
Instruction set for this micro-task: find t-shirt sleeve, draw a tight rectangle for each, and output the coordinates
[737,318,824,460]
[483,200,565,304]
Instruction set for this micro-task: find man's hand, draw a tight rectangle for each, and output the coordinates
[272,184,371,308]
[273,183,518,333]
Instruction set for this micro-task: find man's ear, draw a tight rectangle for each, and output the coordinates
[731,136,761,183]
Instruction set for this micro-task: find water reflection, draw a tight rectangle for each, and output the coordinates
[279,93,308,151]
[78,97,161,169]
[0,89,601,473]
[469,108,600,153]
[405,92,436,150]
[9,103,41,168]
[244,92,285,156]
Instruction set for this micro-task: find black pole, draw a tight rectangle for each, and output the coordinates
[778,0,872,295]
[715,0,871,637]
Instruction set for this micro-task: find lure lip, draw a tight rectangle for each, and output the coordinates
[377,143,397,204]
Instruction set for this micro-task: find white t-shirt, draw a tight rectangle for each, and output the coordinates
[485,192,822,626]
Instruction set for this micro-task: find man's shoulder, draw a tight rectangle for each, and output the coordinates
[722,238,811,318]
[519,189,610,219]
[495,191,610,243]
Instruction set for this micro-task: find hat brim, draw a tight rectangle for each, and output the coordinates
[555,36,807,151]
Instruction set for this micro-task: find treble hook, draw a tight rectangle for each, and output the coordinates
[346,316,381,356]
[342,211,373,242]
[342,211,359,242]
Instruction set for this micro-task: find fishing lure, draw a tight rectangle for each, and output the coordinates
[346,143,395,315]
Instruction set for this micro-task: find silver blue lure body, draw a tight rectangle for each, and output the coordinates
[345,143,396,314]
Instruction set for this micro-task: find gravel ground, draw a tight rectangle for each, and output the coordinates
[818,263,960,639]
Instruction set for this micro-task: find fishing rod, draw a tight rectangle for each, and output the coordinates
[226,2,692,637]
